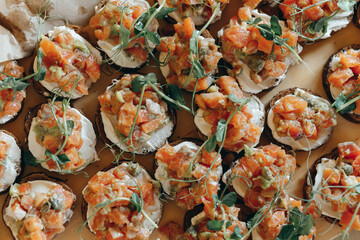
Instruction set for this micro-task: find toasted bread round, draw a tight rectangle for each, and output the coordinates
[2,173,76,240]
[96,78,176,155]
[322,44,360,123]
[267,87,336,151]
[0,130,23,194]
[354,2,360,29]
[81,162,163,237]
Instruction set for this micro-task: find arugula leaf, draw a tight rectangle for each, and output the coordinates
[337,0,356,11]
[247,209,263,228]
[215,119,226,142]
[0,77,29,92]
[129,192,142,214]
[146,30,161,45]
[221,192,237,207]
[276,225,297,240]
[206,220,224,231]
[155,7,176,19]
[131,73,157,92]
[230,225,243,239]
[258,24,274,41]
[270,16,282,36]
[192,59,205,78]
[205,134,217,152]
[23,150,38,167]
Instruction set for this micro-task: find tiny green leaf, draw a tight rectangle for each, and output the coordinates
[355,185,360,194]
[65,120,74,134]
[332,93,357,114]
[119,25,130,49]
[206,220,224,231]
[221,192,237,207]
[230,225,243,239]
[276,225,297,240]
[57,154,71,165]
[146,30,161,45]
[34,66,46,81]
[247,209,263,229]
[131,73,157,92]
[226,220,232,229]
[168,84,185,105]
[229,94,250,105]
[155,7,177,19]
[0,77,29,92]
[215,119,226,142]
[270,16,282,36]
[212,194,220,209]
[189,30,198,53]
[23,150,38,167]
[289,207,314,236]
[253,17,262,25]
[193,59,205,78]
[258,24,274,41]
[205,134,217,153]
[130,192,142,214]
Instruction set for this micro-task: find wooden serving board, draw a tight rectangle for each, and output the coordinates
[1,0,360,239]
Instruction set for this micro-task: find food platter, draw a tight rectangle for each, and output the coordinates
[1,0,360,239]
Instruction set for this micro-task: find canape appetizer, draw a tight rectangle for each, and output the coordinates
[194,76,265,153]
[34,26,102,99]
[280,0,356,40]
[323,45,360,122]
[3,173,76,240]
[82,162,162,239]
[0,61,26,124]
[97,74,175,154]
[158,17,222,92]
[252,192,318,240]
[89,0,159,68]
[305,142,360,231]
[183,197,249,239]
[160,0,228,26]
[151,221,184,240]
[26,102,97,173]
[0,130,21,193]
[154,139,223,210]
[223,144,296,210]
[218,7,301,94]
[267,88,337,151]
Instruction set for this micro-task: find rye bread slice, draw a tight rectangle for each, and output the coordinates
[322,44,360,123]
[0,130,23,194]
[81,162,163,234]
[266,87,335,151]
[2,173,76,240]
[95,79,177,155]
[303,147,341,224]
[354,2,360,29]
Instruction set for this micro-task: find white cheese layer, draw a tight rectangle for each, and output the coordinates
[320,10,353,39]
[0,131,21,192]
[0,61,26,124]
[85,162,162,237]
[3,180,75,240]
[267,88,335,151]
[34,26,102,99]
[96,0,158,68]
[194,95,264,153]
[28,107,98,173]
